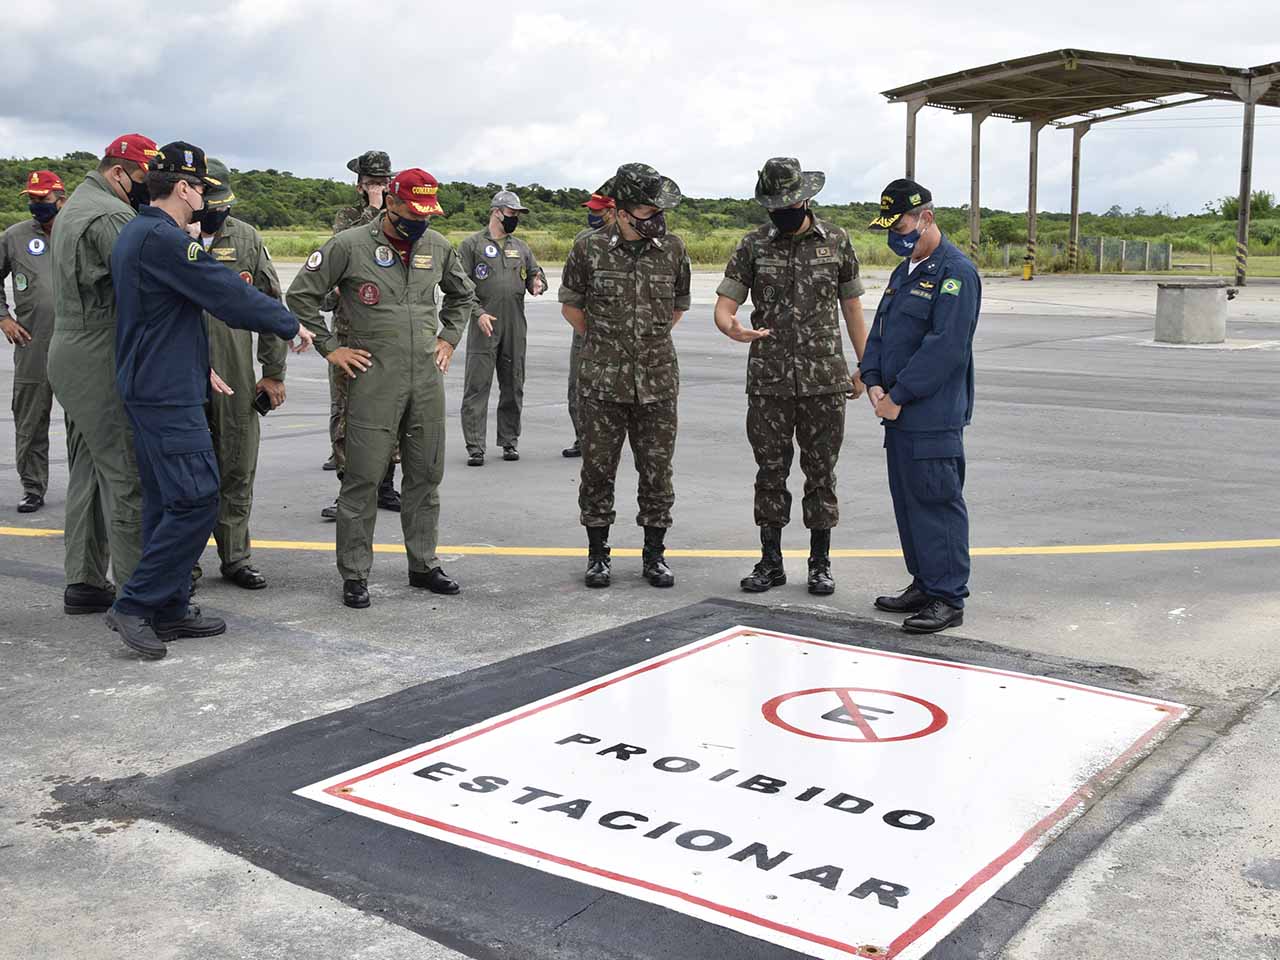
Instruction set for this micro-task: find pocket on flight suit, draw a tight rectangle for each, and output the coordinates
[158,428,220,508]
[909,433,964,505]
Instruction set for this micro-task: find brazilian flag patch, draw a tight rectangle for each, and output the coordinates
[187,242,201,262]
[941,278,962,296]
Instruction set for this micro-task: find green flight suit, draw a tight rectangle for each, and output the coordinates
[558,225,691,529]
[457,228,544,455]
[286,215,475,582]
[1,219,56,499]
[326,202,379,468]
[202,216,288,574]
[47,171,138,590]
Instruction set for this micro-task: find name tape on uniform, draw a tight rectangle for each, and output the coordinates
[296,625,1187,960]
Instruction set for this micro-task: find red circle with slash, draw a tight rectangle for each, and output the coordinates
[761,687,948,743]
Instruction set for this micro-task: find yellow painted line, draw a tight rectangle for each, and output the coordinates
[2,527,1279,559]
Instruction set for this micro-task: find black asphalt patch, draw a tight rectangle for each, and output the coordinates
[109,600,1225,960]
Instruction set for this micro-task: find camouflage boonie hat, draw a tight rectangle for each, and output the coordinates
[755,157,825,209]
[347,150,393,178]
[203,158,235,206]
[600,162,682,211]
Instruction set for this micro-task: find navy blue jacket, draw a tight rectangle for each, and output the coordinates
[112,206,299,406]
[860,234,981,432]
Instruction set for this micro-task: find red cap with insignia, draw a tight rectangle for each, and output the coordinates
[389,168,444,216]
[20,170,66,197]
[582,193,615,211]
[104,133,160,170]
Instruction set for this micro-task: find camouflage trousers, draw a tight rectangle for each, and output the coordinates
[746,392,846,529]
[578,395,676,529]
[566,331,583,439]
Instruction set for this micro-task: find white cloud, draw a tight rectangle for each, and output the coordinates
[2,0,1278,214]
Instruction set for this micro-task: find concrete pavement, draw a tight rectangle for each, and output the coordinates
[1,268,1277,958]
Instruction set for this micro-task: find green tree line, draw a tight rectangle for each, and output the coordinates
[3,152,1277,259]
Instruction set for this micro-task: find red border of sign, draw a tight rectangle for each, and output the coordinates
[316,627,1187,960]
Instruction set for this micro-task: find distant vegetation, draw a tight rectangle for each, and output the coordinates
[3,153,1276,270]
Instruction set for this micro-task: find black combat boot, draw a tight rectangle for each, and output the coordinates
[740,527,785,593]
[642,526,675,588]
[807,528,835,596]
[585,526,611,588]
[377,463,401,511]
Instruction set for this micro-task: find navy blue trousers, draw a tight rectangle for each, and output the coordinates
[114,404,219,621]
[884,427,970,607]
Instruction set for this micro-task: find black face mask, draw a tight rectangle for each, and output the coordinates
[121,174,149,210]
[501,214,520,234]
[196,206,231,235]
[628,209,667,240]
[768,205,809,235]
[29,202,59,224]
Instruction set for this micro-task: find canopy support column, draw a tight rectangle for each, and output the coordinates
[904,96,926,179]
[969,109,990,259]
[1025,120,1045,279]
[1231,78,1272,286]
[1069,124,1090,271]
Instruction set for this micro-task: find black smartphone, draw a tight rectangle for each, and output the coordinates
[253,390,273,416]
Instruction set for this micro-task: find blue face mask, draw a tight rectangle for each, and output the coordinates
[29,202,59,224]
[587,213,605,229]
[887,227,920,257]
[390,211,428,244]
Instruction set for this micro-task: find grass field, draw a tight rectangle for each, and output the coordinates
[261,229,1280,279]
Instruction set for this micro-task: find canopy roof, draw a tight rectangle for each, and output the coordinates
[882,49,1280,126]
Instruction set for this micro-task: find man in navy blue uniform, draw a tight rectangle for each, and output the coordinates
[861,179,980,634]
[106,142,313,660]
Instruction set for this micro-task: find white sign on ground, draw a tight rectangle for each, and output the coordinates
[297,626,1188,959]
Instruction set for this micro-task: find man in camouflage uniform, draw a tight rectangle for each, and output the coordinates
[1,170,65,513]
[286,168,475,610]
[191,159,289,589]
[559,163,689,589]
[321,149,400,518]
[48,134,158,615]
[459,190,544,465]
[563,192,615,458]
[713,158,867,596]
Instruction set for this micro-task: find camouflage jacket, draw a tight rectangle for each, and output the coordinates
[717,215,865,397]
[558,225,691,404]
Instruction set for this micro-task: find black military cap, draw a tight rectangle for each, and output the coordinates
[151,141,221,187]
[347,150,393,178]
[868,178,932,230]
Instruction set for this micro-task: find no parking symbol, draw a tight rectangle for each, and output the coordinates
[761,687,948,743]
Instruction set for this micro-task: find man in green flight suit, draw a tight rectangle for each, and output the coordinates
[714,157,867,597]
[287,168,475,609]
[459,189,544,466]
[188,159,289,589]
[47,133,158,615]
[1,170,66,513]
[562,192,615,459]
[321,149,401,518]
[559,163,690,590]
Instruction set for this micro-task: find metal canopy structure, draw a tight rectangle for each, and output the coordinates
[882,49,1280,283]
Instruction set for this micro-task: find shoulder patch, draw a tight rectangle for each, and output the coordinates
[187,242,201,262]
[941,277,962,296]
[305,250,323,271]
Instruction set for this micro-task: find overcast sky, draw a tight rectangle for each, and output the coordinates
[2,0,1277,215]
